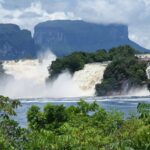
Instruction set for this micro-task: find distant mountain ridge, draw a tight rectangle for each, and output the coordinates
[34,20,149,56]
[0,20,149,60]
[0,24,37,60]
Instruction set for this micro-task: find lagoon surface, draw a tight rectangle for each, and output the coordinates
[14,96,150,127]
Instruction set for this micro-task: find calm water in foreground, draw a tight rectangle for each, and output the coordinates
[14,96,150,127]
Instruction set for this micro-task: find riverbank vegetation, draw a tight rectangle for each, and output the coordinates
[48,45,136,80]
[96,46,148,96]
[0,96,150,149]
[48,45,149,96]
[49,49,109,80]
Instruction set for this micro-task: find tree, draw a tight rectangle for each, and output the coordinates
[27,103,68,130]
[0,95,20,119]
[96,48,147,96]
[48,50,110,81]
[137,103,150,124]
[0,96,27,150]
[109,45,135,60]
[1,98,150,149]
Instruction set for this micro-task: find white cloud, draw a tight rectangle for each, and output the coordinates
[0,2,80,32]
[73,0,150,48]
[74,0,143,24]
[0,0,150,49]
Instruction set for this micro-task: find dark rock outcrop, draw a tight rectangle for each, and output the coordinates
[34,20,149,56]
[0,24,37,60]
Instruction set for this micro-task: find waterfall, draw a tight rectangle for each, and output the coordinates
[73,63,108,95]
[126,64,150,96]
[0,51,56,98]
[146,65,150,79]
[3,52,56,84]
[0,53,108,98]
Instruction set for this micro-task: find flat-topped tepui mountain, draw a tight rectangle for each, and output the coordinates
[0,21,149,60]
[0,24,37,60]
[34,20,149,56]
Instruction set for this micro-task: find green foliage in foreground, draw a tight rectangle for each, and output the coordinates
[0,96,150,150]
[96,45,148,96]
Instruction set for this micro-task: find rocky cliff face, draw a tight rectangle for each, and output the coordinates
[0,21,149,60]
[34,20,148,56]
[0,24,37,60]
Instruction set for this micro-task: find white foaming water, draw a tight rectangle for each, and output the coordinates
[127,86,150,96]
[146,65,150,79]
[1,51,56,98]
[0,52,150,99]
[73,63,108,95]
[0,51,108,98]
[3,52,55,84]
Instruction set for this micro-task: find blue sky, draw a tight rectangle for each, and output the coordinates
[0,0,150,49]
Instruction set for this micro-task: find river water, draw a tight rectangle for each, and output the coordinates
[14,96,150,127]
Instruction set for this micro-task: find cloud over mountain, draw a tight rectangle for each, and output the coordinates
[0,0,150,49]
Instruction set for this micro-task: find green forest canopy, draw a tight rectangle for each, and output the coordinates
[96,46,148,96]
[0,96,150,149]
